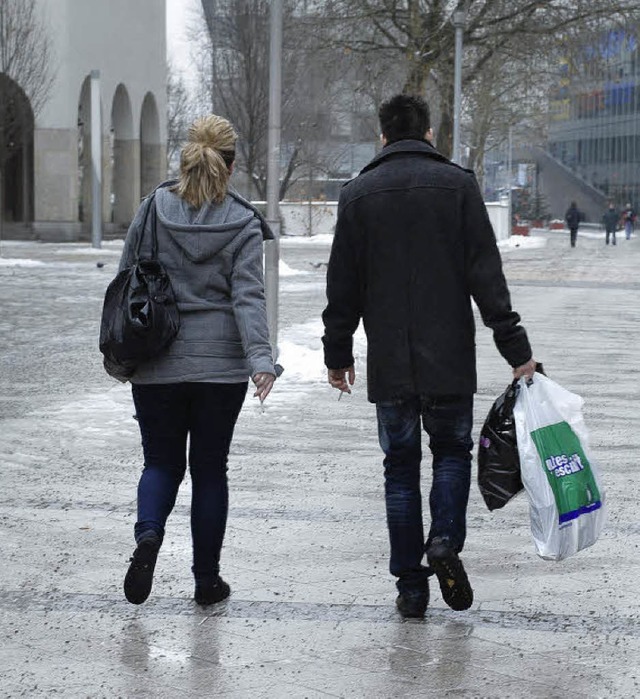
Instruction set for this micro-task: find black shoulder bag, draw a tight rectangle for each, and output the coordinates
[99,194,180,380]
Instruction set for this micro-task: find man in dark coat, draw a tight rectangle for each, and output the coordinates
[602,202,618,245]
[565,201,582,247]
[322,94,535,619]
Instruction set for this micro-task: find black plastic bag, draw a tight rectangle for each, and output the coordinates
[478,364,545,510]
[477,380,523,511]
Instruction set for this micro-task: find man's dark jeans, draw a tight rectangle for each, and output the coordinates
[131,382,247,582]
[376,395,473,593]
[570,228,578,247]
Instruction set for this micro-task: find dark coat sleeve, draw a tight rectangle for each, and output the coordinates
[462,175,532,368]
[321,194,363,369]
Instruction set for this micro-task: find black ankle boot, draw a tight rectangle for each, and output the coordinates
[123,533,161,605]
[194,576,231,606]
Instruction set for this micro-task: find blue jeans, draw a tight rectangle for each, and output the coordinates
[376,395,473,592]
[625,220,633,239]
[131,382,247,582]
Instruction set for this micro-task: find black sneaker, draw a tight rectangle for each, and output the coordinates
[123,533,161,605]
[426,537,473,611]
[396,587,429,619]
[194,576,231,606]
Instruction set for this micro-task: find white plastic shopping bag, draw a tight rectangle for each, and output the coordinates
[513,373,606,561]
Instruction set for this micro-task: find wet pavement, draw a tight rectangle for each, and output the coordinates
[1,228,640,697]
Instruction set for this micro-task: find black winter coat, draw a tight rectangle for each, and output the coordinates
[321,140,532,403]
[602,208,619,232]
[565,205,581,230]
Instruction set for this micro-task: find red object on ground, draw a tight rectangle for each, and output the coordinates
[512,224,531,236]
[549,221,565,230]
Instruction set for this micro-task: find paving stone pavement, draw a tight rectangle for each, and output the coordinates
[1,228,639,698]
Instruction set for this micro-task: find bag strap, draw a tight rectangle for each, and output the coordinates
[134,193,157,260]
[150,199,159,259]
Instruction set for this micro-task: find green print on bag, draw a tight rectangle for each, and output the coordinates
[530,421,602,524]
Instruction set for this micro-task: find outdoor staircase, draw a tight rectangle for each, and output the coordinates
[520,146,607,223]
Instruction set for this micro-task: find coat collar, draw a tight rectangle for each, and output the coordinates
[358,139,471,177]
[150,180,274,241]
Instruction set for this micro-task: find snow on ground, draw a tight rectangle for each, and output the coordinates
[278,339,325,382]
[0,258,45,267]
[285,232,553,251]
[52,242,124,255]
[279,259,310,276]
[31,384,136,452]
[498,235,547,250]
[281,234,334,246]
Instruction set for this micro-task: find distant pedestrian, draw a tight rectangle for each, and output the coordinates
[622,203,636,240]
[565,201,582,248]
[119,115,277,606]
[602,202,618,246]
[321,94,536,619]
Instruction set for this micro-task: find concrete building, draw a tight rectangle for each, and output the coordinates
[1,0,167,240]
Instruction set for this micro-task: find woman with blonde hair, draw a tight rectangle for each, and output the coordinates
[119,115,276,606]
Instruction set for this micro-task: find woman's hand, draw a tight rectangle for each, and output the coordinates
[252,372,275,403]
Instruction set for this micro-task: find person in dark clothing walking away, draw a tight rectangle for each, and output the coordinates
[120,115,277,606]
[565,201,582,247]
[321,94,536,619]
[602,202,618,245]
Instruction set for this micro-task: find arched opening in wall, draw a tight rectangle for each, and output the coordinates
[110,84,135,226]
[0,74,34,225]
[77,75,91,225]
[140,92,163,197]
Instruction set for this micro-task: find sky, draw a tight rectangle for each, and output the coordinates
[166,0,200,75]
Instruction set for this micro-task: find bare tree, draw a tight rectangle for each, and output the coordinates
[462,41,551,178]
[316,0,640,158]
[195,0,356,200]
[0,0,54,227]
[166,61,193,176]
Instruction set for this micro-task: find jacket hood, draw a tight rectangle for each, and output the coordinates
[153,183,273,263]
[358,139,473,177]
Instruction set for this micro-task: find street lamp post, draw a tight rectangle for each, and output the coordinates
[90,69,102,249]
[507,125,513,236]
[452,9,466,165]
[265,0,283,359]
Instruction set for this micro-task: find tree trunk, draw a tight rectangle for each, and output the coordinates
[468,144,486,188]
[437,107,453,160]
[403,62,429,95]
[403,42,445,96]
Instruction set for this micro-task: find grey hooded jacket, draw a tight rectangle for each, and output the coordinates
[118,184,275,384]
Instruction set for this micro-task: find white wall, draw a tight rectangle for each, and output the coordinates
[280,202,338,236]
[270,200,510,240]
[485,201,510,241]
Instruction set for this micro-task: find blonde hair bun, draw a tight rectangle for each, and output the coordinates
[173,114,238,207]
[189,115,237,152]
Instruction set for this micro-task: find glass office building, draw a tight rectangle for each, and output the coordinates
[548,28,640,209]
